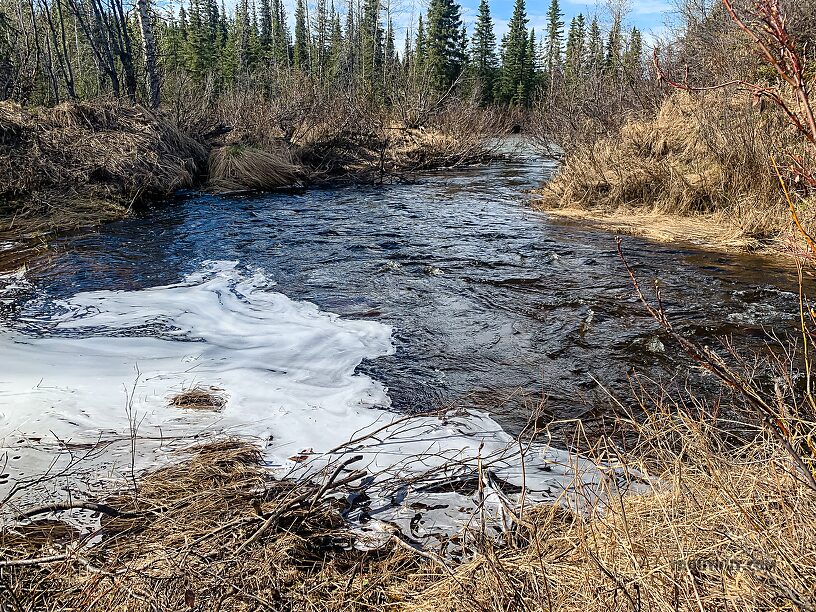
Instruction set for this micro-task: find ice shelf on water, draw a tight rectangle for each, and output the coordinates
[0,261,631,540]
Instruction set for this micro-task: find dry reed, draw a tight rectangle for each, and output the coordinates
[535,90,812,249]
[208,143,303,192]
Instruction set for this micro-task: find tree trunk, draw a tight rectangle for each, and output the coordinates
[136,0,160,107]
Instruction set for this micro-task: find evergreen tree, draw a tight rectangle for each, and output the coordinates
[526,28,537,93]
[186,0,216,76]
[414,14,426,73]
[564,13,585,83]
[470,0,497,101]
[314,0,329,76]
[235,0,252,72]
[259,0,272,50]
[179,3,189,40]
[343,0,356,77]
[360,0,384,89]
[498,0,529,104]
[249,1,262,64]
[586,16,603,75]
[384,18,397,83]
[623,26,643,78]
[403,29,412,74]
[604,12,622,74]
[162,11,186,72]
[221,11,239,78]
[219,0,229,48]
[425,0,465,91]
[544,0,563,79]
[271,0,291,67]
[328,2,343,78]
[294,0,309,70]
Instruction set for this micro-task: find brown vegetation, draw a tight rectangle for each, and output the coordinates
[0,101,207,231]
[0,86,503,235]
[533,90,809,249]
[408,407,816,611]
[201,81,506,186]
[1,439,420,611]
[168,387,227,411]
[208,144,304,193]
[3,400,815,611]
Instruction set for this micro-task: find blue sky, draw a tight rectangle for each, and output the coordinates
[176,0,677,50]
[460,0,672,42]
[381,0,677,51]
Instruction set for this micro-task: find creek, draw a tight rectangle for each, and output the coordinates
[0,143,800,532]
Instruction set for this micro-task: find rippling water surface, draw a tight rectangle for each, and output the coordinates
[1,143,802,435]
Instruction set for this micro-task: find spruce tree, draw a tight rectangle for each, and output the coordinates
[498,0,529,104]
[360,0,384,90]
[526,28,537,95]
[219,0,229,48]
[403,29,412,75]
[186,0,213,76]
[564,13,585,83]
[414,14,426,73]
[249,1,261,66]
[343,0,356,77]
[314,0,329,76]
[623,26,643,79]
[235,0,251,72]
[470,0,497,101]
[384,18,396,84]
[179,3,189,40]
[259,0,272,50]
[544,0,563,79]
[604,12,622,74]
[221,10,239,78]
[328,2,343,79]
[294,0,309,71]
[271,0,291,67]
[586,16,603,75]
[425,0,465,91]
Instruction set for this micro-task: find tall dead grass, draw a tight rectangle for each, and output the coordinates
[404,403,816,611]
[535,90,810,246]
[3,397,814,611]
[200,80,505,185]
[0,101,207,230]
[208,144,304,192]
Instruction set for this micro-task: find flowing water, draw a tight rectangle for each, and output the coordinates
[0,142,802,533]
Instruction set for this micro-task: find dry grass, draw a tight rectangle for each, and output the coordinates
[3,403,815,611]
[208,143,303,192]
[546,207,764,251]
[1,439,420,611]
[535,90,813,249]
[0,90,504,234]
[0,101,207,231]
[403,405,816,611]
[168,386,227,411]
[205,83,503,184]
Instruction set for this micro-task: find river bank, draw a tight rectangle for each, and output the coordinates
[0,99,502,237]
[4,408,814,611]
[540,207,776,253]
[532,91,813,256]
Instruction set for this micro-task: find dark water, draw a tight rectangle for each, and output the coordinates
[0,146,803,434]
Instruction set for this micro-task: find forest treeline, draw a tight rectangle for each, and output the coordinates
[0,0,645,109]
